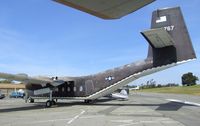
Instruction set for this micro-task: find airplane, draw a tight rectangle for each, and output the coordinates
[111,89,129,100]
[105,87,129,100]
[0,0,196,107]
[129,86,140,90]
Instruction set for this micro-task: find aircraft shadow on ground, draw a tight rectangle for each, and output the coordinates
[0,99,195,113]
[155,101,195,111]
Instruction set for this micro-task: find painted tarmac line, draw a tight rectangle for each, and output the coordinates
[67,109,85,125]
[80,115,105,119]
[118,122,139,126]
[111,120,133,123]
[166,99,200,107]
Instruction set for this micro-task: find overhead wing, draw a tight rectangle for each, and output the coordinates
[141,28,175,48]
[0,72,52,85]
[54,0,155,19]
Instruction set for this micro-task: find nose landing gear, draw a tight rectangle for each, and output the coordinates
[45,90,57,107]
[45,99,56,107]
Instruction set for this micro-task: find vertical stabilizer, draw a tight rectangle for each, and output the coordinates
[143,7,196,67]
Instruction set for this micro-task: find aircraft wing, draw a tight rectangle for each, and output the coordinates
[54,0,155,19]
[0,72,52,85]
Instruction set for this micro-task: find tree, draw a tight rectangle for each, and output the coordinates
[182,72,199,86]
[0,79,12,83]
[143,79,156,89]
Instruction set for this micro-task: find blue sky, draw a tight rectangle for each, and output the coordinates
[0,0,199,85]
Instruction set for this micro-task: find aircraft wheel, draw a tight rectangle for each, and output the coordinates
[46,100,52,108]
[84,100,88,103]
[84,100,93,104]
[28,98,34,103]
[52,100,56,105]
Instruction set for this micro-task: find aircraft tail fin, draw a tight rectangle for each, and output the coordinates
[119,89,128,96]
[142,7,196,67]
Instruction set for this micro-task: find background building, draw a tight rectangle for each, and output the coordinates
[0,83,25,96]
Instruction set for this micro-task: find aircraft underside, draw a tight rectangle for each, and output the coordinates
[27,58,194,102]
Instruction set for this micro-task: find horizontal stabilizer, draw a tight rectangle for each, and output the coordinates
[141,28,174,48]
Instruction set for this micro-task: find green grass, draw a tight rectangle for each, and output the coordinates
[137,85,200,96]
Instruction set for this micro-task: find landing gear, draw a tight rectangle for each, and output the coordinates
[45,100,56,107]
[45,90,57,107]
[46,100,52,107]
[28,97,34,103]
[52,100,56,105]
[84,99,94,104]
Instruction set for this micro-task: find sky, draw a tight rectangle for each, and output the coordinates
[0,0,199,85]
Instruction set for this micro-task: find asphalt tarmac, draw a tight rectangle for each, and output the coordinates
[0,92,200,126]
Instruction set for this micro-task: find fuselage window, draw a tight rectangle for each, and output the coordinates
[79,86,83,92]
[67,87,70,92]
[73,87,77,92]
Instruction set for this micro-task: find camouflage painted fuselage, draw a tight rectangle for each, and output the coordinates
[26,7,196,100]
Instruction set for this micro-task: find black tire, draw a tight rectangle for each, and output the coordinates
[31,99,34,103]
[84,100,93,104]
[46,100,52,108]
[52,100,56,105]
[84,100,88,103]
[28,98,34,103]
